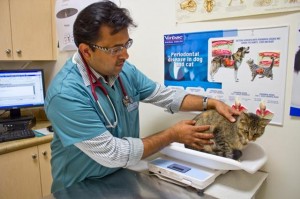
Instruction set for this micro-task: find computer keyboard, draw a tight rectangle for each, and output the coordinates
[0,129,35,143]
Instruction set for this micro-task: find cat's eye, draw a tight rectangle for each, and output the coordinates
[253,133,261,138]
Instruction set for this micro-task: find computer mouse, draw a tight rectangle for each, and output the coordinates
[47,125,53,132]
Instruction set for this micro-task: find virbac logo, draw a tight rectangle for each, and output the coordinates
[164,34,184,44]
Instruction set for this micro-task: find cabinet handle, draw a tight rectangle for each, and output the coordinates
[42,151,47,156]
[32,154,38,159]
[5,49,11,54]
[16,49,22,54]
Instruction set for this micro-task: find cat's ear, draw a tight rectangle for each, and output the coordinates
[240,111,251,118]
[260,118,271,127]
[239,112,250,124]
[263,113,274,120]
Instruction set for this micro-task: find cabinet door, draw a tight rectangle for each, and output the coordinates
[0,146,42,199]
[0,0,13,60]
[38,142,52,197]
[9,0,55,60]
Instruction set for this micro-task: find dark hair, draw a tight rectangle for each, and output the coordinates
[73,1,137,47]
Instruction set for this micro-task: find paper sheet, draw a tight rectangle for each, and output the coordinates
[33,128,53,136]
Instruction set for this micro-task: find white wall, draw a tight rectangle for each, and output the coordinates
[121,1,300,199]
[1,1,299,198]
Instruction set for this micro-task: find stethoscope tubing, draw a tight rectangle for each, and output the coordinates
[79,52,127,129]
[96,97,118,128]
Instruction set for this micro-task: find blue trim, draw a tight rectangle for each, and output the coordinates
[290,107,300,116]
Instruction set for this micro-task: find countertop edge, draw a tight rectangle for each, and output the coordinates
[0,134,53,155]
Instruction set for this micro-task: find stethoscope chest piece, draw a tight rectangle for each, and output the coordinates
[122,96,132,107]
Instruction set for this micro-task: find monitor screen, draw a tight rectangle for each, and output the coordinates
[0,69,45,120]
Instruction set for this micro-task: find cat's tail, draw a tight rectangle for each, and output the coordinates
[232,149,243,160]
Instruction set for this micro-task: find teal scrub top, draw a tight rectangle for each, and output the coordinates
[45,58,156,193]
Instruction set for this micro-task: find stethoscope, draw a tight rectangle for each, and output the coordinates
[80,52,131,129]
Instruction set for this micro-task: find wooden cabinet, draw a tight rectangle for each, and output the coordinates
[39,142,52,197]
[0,0,12,60]
[0,0,56,60]
[0,142,52,199]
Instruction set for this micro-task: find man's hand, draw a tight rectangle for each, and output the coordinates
[142,119,214,158]
[213,100,240,122]
[170,120,214,150]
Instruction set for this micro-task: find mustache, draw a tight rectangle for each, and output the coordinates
[116,59,125,65]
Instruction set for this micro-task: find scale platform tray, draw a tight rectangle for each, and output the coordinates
[160,142,267,174]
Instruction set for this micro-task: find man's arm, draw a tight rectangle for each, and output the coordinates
[180,94,239,122]
[141,85,240,159]
[141,120,212,158]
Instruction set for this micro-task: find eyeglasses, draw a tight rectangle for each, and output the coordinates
[91,38,133,56]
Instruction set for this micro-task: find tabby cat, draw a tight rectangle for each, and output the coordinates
[247,56,275,81]
[185,109,271,160]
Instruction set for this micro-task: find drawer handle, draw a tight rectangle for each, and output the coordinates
[42,151,47,156]
[32,154,37,159]
[5,49,11,54]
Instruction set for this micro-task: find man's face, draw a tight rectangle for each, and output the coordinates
[87,26,130,77]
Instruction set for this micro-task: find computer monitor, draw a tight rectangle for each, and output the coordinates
[0,69,45,121]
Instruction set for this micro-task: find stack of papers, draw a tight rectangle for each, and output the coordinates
[33,128,53,136]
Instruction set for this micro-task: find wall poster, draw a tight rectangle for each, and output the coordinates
[177,0,300,23]
[290,24,300,117]
[164,26,289,125]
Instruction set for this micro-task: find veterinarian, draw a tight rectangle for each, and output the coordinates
[45,1,240,193]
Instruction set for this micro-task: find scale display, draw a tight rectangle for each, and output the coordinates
[167,163,191,173]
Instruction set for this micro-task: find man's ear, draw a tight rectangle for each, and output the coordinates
[78,43,91,60]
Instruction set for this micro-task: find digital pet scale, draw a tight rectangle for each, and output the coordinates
[148,142,268,194]
[148,156,225,193]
